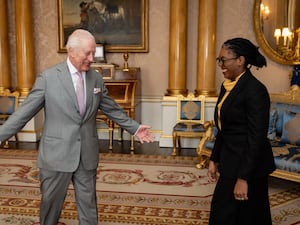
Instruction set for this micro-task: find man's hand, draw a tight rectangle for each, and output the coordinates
[135,125,154,144]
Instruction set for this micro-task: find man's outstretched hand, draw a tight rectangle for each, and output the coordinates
[135,125,155,144]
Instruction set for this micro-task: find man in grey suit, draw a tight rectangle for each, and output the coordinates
[0,29,154,225]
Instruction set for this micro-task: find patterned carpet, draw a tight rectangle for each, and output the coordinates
[0,149,299,225]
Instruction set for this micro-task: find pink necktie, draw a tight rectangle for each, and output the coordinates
[76,71,85,116]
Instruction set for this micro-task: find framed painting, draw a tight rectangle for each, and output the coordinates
[57,0,148,53]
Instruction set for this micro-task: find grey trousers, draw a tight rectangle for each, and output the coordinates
[39,162,98,225]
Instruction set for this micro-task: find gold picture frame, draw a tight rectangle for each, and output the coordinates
[91,63,114,79]
[57,0,148,53]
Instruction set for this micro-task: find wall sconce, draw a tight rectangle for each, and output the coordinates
[260,3,270,20]
[260,3,270,32]
[274,27,300,62]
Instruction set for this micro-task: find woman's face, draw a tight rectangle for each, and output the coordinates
[217,47,245,81]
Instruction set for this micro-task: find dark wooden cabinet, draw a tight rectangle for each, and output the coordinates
[104,80,138,119]
[93,65,140,152]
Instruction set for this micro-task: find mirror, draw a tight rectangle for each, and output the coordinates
[253,0,300,65]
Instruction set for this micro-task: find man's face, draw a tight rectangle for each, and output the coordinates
[69,38,96,72]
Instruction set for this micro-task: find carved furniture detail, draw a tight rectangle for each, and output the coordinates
[93,65,140,152]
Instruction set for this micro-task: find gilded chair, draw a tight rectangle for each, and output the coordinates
[172,93,206,156]
[0,89,20,148]
[196,120,215,168]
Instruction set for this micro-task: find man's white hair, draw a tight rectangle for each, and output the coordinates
[66,29,95,52]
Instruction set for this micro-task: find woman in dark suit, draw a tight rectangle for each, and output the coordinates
[208,38,275,225]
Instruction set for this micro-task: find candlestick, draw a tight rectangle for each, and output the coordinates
[123,52,129,72]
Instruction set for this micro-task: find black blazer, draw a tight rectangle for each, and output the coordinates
[210,69,275,181]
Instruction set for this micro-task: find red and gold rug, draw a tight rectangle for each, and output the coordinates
[0,149,299,225]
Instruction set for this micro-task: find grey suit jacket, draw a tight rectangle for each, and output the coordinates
[0,62,139,172]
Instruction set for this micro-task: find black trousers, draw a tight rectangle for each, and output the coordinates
[209,176,272,225]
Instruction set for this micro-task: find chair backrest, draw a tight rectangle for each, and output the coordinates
[176,93,205,124]
[0,89,19,116]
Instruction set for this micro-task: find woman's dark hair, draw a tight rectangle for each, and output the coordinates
[223,37,267,68]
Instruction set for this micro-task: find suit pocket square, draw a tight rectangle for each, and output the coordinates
[94,88,101,94]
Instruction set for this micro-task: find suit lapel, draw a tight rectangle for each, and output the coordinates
[219,71,251,120]
[214,85,225,127]
[56,63,99,119]
[56,62,79,113]
[84,70,95,117]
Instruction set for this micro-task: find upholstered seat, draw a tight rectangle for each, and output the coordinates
[172,93,206,156]
[173,122,206,132]
[0,89,19,148]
